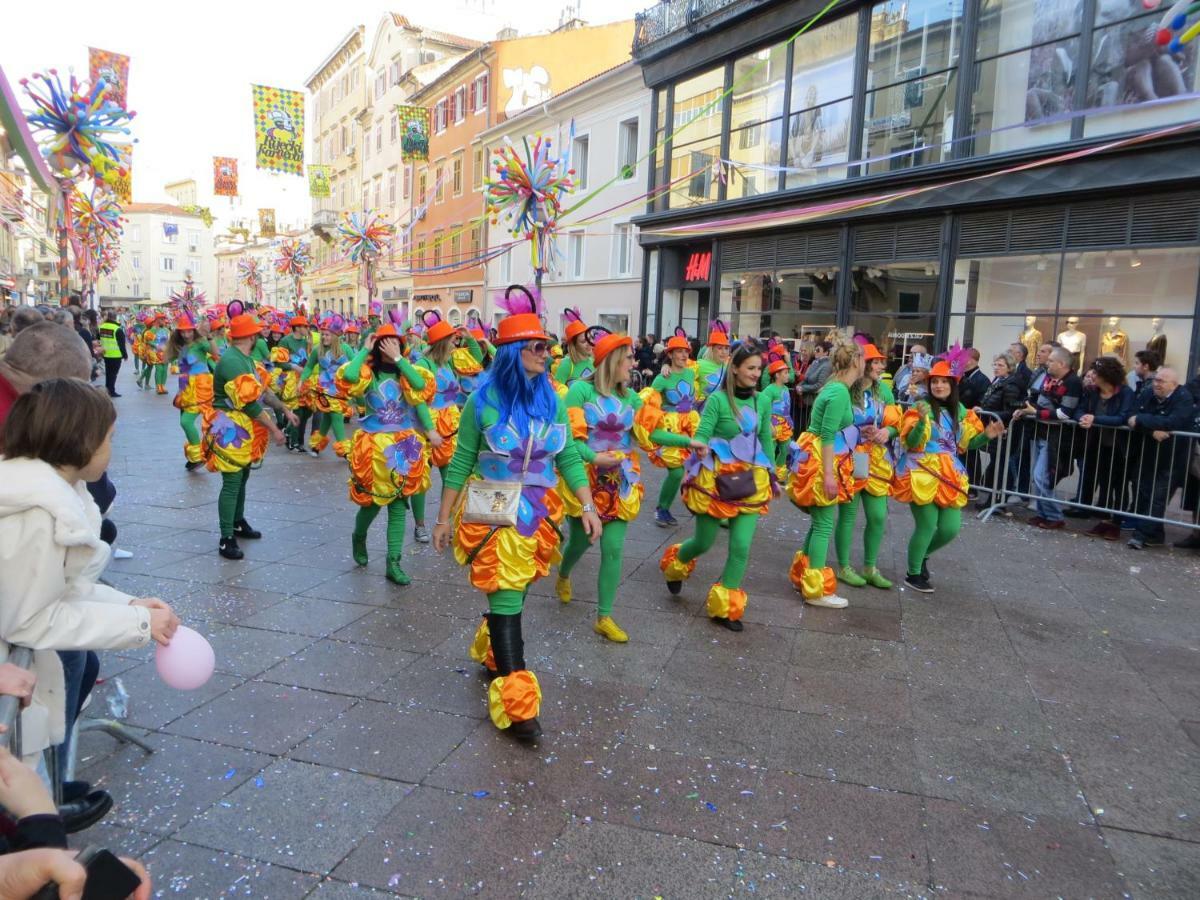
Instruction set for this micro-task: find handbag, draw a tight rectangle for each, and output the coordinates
[714,431,760,502]
[462,435,534,527]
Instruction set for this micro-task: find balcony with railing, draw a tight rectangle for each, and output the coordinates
[633,0,768,57]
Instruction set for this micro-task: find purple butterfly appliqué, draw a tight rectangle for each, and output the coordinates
[361,378,415,433]
[585,395,632,453]
[383,433,424,476]
[211,411,249,449]
[478,422,567,538]
[665,378,695,413]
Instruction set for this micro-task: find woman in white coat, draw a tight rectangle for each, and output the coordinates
[0,379,179,766]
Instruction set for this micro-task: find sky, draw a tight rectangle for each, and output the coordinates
[2,0,647,233]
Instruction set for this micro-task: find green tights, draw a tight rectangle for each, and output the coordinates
[218,468,250,538]
[488,588,526,616]
[354,500,407,558]
[775,439,790,470]
[677,512,758,589]
[907,503,962,575]
[180,411,201,446]
[154,363,167,389]
[559,517,628,617]
[314,411,346,445]
[802,504,838,570]
[835,493,888,568]
[656,466,684,511]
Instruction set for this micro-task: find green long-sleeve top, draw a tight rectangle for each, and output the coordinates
[444,392,588,493]
[554,354,594,386]
[300,340,353,381]
[563,381,692,464]
[694,389,775,461]
[279,334,310,369]
[806,380,853,442]
[213,344,264,419]
[342,344,435,431]
[250,337,271,365]
[759,354,796,391]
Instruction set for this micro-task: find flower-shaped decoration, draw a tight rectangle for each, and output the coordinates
[479,421,567,537]
[585,395,632,452]
[664,378,695,413]
[709,406,773,469]
[433,366,459,410]
[457,371,480,405]
[362,378,416,433]
[931,409,960,456]
[384,433,425,476]
[702,367,722,397]
[318,349,346,395]
[210,411,249,449]
[181,345,208,375]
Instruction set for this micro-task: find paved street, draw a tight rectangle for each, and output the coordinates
[76,367,1200,898]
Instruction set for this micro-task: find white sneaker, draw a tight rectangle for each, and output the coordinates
[413,525,430,543]
[112,548,134,559]
[805,593,848,609]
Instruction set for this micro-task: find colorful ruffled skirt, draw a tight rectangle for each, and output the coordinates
[453,479,566,595]
[348,429,431,506]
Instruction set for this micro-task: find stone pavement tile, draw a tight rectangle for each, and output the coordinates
[138,839,320,897]
[242,499,330,523]
[150,553,265,586]
[82,734,272,835]
[659,647,790,708]
[786,666,912,723]
[522,819,739,900]
[790,630,908,677]
[224,562,347,595]
[899,590,999,623]
[141,527,224,552]
[537,674,649,741]
[908,681,1051,748]
[207,625,315,678]
[531,623,671,689]
[114,520,179,547]
[334,785,570,897]
[904,624,1031,698]
[992,600,1098,631]
[124,505,225,530]
[679,613,797,661]
[549,597,692,651]
[799,605,902,642]
[1114,638,1200,720]
[72,820,163,857]
[1067,751,1200,842]
[240,595,375,637]
[100,570,194,604]
[291,700,476,782]
[1183,720,1200,751]
[306,880,406,899]
[233,535,321,564]
[87,660,243,731]
[108,546,198,577]
[750,770,928,884]
[923,799,1128,898]
[170,585,291,626]
[768,711,919,794]
[913,733,1088,819]
[729,853,924,898]
[1101,828,1200,899]
[165,681,356,755]
[177,758,410,875]
[1025,660,1167,717]
[624,689,775,766]
[261,638,416,696]
[734,592,806,631]
[1006,621,1134,673]
[367,654,488,719]
[332,608,463,653]
[301,570,409,607]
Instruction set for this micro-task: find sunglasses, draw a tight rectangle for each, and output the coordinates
[524,341,551,355]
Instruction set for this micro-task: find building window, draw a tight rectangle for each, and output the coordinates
[362,183,369,211]
[450,230,462,265]
[415,238,426,269]
[403,167,411,199]
[131,280,140,297]
[785,12,856,190]
[454,86,466,123]
[432,232,442,268]
[614,223,634,276]
[364,131,371,160]
[390,113,399,143]
[469,224,481,258]
[373,176,382,209]
[572,135,590,190]
[161,255,176,272]
[388,168,397,205]
[162,225,178,244]
[418,170,427,205]
[719,264,841,343]
[129,225,141,242]
[452,153,464,196]
[375,72,386,99]
[375,123,382,152]
[472,73,489,112]
[188,256,201,274]
[434,99,447,133]
[472,147,485,189]
[187,230,200,252]
[567,230,585,279]
[598,312,630,334]
[435,164,445,202]
[341,123,350,154]
[131,252,141,269]
[617,119,639,180]
[498,247,511,283]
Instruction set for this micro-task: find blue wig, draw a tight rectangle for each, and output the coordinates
[473,340,558,435]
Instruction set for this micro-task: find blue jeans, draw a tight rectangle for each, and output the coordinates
[1032,438,1064,523]
[56,649,99,765]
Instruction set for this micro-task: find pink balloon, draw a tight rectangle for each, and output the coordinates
[155,625,215,691]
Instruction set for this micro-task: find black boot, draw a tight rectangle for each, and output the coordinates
[488,611,541,742]
[219,537,244,560]
[234,519,262,539]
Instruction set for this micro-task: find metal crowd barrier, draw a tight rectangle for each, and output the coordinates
[0,647,34,757]
[971,416,1200,532]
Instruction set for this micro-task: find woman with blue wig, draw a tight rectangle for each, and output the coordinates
[433,287,602,741]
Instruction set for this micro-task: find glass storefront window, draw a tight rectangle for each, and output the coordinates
[970,40,1078,156]
[728,118,783,199]
[732,43,788,128]
[866,0,964,93]
[850,262,940,370]
[975,0,1082,59]
[668,135,721,208]
[862,70,957,174]
[947,253,1064,354]
[719,268,842,339]
[790,14,857,112]
[672,66,726,145]
[786,98,854,189]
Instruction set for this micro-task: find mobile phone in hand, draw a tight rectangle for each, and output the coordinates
[30,846,143,900]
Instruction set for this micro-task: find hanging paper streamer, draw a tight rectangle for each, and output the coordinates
[213,157,238,196]
[237,257,263,304]
[88,48,130,110]
[258,208,276,238]
[485,132,576,281]
[252,84,304,175]
[274,238,311,300]
[111,143,132,203]
[308,164,331,198]
[337,211,394,302]
[396,105,430,162]
[22,69,136,183]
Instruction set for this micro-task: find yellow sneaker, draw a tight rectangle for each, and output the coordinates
[555,576,572,604]
[593,616,628,643]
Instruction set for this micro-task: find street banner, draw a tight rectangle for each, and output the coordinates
[259,208,276,238]
[252,84,304,175]
[89,47,130,109]
[397,105,430,162]
[213,157,238,196]
[111,144,132,203]
[308,164,331,198]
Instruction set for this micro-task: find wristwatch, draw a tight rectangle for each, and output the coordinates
[580,503,596,514]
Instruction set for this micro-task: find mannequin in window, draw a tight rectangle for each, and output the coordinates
[1100,316,1129,368]
[1057,316,1086,374]
[1147,317,1167,363]
[1019,315,1043,363]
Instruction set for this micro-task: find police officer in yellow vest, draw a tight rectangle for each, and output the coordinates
[98,310,127,398]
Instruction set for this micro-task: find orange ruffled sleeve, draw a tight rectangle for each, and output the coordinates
[958,408,985,452]
[567,406,589,442]
[225,373,263,410]
[632,394,664,452]
[335,361,374,399]
[400,372,435,407]
[899,407,927,449]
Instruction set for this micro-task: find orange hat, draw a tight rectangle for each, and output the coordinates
[425,319,456,344]
[494,313,550,346]
[229,314,262,340]
[593,333,632,365]
[562,307,588,343]
[863,343,886,362]
[707,322,730,346]
[468,326,486,341]
[666,334,691,353]
[345,321,361,334]
[175,310,197,331]
[929,360,955,379]
[368,323,400,344]
[289,315,309,328]
[768,358,789,375]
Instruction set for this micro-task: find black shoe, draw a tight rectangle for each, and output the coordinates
[59,789,113,834]
[233,519,262,539]
[185,460,204,472]
[508,717,542,742]
[108,391,122,398]
[905,573,934,593]
[921,559,930,580]
[711,616,744,632]
[61,780,91,803]
[666,580,682,596]
[1174,533,1200,550]
[218,537,244,560]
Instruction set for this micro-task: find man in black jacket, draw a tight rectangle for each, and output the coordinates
[1008,342,1033,394]
[1126,367,1196,549]
[958,349,991,489]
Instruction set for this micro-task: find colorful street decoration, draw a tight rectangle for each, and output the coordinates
[396,105,430,162]
[22,69,135,182]
[213,156,238,196]
[237,256,263,304]
[337,211,393,302]
[274,238,311,300]
[252,84,304,175]
[308,164,331,198]
[88,47,130,109]
[111,143,132,203]
[259,208,276,238]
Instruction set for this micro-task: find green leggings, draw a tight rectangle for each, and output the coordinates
[657,467,684,511]
[775,439,790,470]
[314,411,346,445]
[678,512,758,589]
[559,517,628,617]
[488,588,526,616]
[137,364,151,387]
[907,503,962,575]
[154,363,167,389]
[802,504,838,570]
[835,493,888,568]
[354,500,407,558]
[218,468,251,538]
[180,411,201,445]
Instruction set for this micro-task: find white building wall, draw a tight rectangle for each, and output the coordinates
[102,209,216,306]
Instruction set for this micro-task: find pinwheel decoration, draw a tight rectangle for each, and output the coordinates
[274,238,312,300]
[22,69,135,183]
[237,257,263,304]
[337,211,394,301]
[485,132,576,287]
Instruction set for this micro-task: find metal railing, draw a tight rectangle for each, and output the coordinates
[0,647,34,756]
[633,0,766,54]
